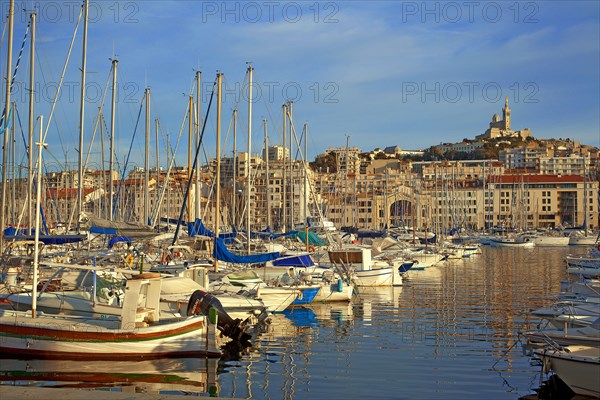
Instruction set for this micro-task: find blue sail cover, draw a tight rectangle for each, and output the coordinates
[271,230,298,239]
[342,229,387,239]
[3,227,85,244]
[243,227,298,240]
[90,226,117,235]
[294,231,327,246]
[418,234,437,244]
[272,253,315,267]
[249,226,273,239]
[188,219,236,244]
[108,236,132,249]
[213,237,280,264]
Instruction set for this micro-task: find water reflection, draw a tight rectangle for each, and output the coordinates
[0,357,219,395]
[0,247,590,399]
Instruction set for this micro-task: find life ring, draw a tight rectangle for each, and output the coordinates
[124,254,134,267]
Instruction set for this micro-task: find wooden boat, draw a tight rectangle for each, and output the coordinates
[0,275,221,359]
[534,345,600,397]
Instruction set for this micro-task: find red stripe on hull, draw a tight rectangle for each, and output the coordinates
[0,319,205,342]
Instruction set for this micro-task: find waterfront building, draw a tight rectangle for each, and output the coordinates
[4,144,597,234]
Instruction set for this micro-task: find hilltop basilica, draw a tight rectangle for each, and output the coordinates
[476,97,531,140]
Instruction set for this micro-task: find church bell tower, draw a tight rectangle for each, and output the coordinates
[503,96,511,131]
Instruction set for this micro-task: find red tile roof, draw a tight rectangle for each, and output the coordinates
[497,174,584,183]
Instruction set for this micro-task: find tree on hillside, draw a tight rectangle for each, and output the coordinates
[310,151,337,172]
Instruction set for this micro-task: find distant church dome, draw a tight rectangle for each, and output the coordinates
[492,113,500,122]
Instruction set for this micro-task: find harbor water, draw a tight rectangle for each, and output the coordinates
[0,246,589,399]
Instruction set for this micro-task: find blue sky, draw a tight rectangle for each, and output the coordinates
[2,1,599,170]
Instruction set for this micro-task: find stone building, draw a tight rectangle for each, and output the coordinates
[476,97,531,140]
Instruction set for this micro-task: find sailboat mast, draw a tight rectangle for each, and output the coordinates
[232,109,237,227]
[10,103,15,226]
[281,103,287,232]
[27,11,36,233]
[109,59,117,221]
[384,170,389,229]
[144,88,150,225]
[264,119,271,229]
[303,122,309,251]
[77,0,89,233]
[343,134,349,227]
[166,131,170,228]
[288,101,294,230]
[1,0,15,252]
[583,153,588,233]
[155,118,159,208]
[246,65,253,254]
[32,115,44,318]
[195,71,202,221]
[187,95,193,223]
[214,73,223,272]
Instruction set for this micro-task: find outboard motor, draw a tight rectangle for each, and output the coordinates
[187,290,251,344]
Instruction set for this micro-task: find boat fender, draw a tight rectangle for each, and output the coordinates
[597,243,600,251]
[209,307,218,325]
[124,254,134,267]
[308,246,315,252]
[336,279,344,292]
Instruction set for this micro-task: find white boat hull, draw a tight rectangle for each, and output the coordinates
[408,252,445,268]
[353,267,397,287]
[313,281,354,301]
[488,238,535,248]
[533,236,570,247]
[569,236,598,246]
[536,346,600,397]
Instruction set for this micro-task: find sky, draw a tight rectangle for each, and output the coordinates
[1,0,599,171]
